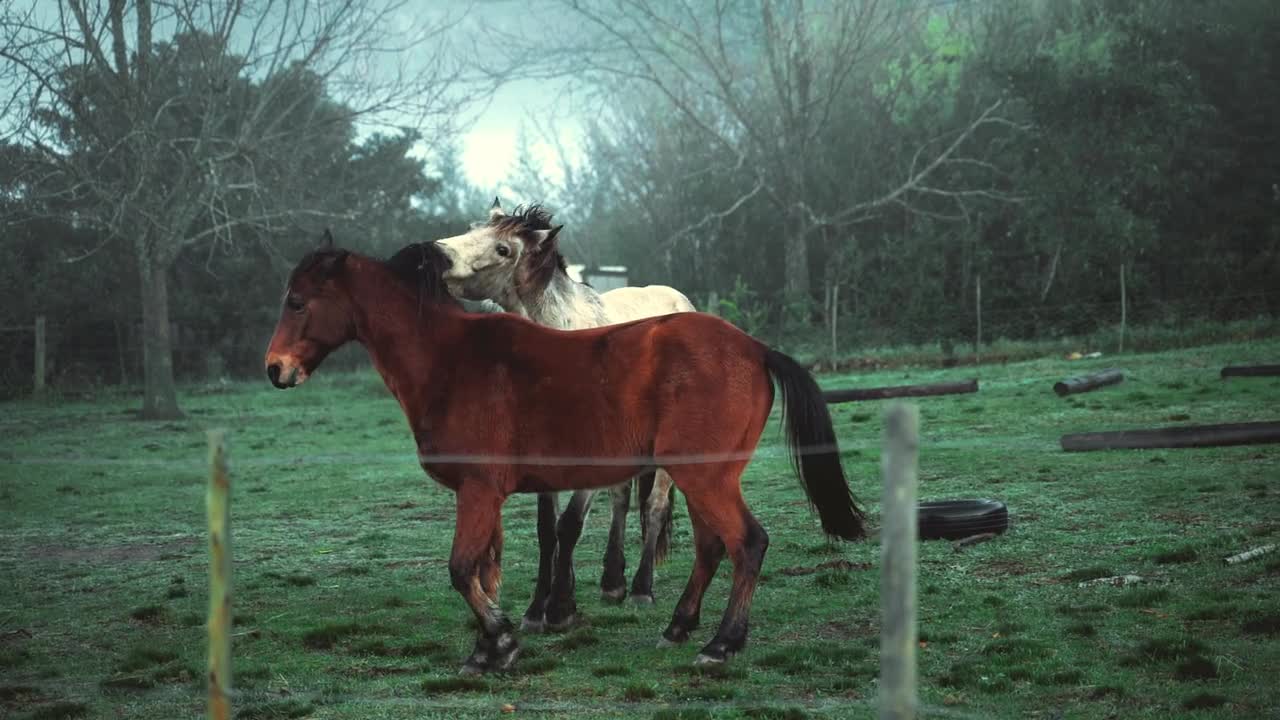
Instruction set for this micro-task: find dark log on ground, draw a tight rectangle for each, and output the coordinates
[1053,368,1124,397]
[822,378,978,404]
[1061,421,1280,452]
[1221,364,1280,378]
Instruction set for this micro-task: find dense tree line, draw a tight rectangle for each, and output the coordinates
[542,0,1279,345]
[0,0,479,409]
[2,0,1278,405]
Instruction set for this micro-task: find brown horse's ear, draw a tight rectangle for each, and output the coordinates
[529,224,563,249]
[318,250,348,278]
[488,197,505,222]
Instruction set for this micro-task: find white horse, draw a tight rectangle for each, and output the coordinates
[435,200,696,631]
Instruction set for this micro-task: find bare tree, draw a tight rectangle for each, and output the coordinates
[500,0,1023,307]
[0,0,476,417]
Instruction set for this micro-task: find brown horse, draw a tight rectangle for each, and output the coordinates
[264,234,865,673]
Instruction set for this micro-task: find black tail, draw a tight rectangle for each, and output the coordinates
[764,348,866,540]
[636,472,675,565]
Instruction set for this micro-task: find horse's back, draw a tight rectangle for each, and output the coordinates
[600,285,696,323]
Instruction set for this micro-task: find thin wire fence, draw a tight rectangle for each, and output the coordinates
[0,683,995,719]
[2,287,1275,398]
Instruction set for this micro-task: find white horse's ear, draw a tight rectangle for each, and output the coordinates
[530,224,563,248]
[488,197,505,222]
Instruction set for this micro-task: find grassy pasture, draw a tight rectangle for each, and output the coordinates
[1,339,1278,719]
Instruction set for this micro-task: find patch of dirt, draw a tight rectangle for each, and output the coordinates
[777,559,873,577]
[27,538,195,563]
[0,628,33,645]
[349,663,419,678]
[1153,511,1212,525]
[816,619,877,640]
[408,511,451,522]
[383,557,447,570]
[972,560,1035,578]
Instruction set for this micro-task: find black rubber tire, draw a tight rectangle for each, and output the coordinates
[917,499,1008,541]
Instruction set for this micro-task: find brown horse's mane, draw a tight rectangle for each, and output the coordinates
[493,204,568,295]
[291,242,457,306]
[383,241,458,305]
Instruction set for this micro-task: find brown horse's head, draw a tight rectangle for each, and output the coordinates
[264,234,356,389]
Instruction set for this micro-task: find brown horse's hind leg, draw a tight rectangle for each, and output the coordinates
[658,505,724,647]
[666,468,768,666]
[693,501,768,666]
[599,480,632,603]
[450,483,518,674]
[629,468,675,604]
[521,492,559,632]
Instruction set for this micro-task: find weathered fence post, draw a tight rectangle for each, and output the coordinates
[707,290,720,317]
[830,281,840,361]
[206,431,232,720]
[33,315,46,395]
[974,275,982,363]
[880,404,919,720]
[1118,263,1127,354]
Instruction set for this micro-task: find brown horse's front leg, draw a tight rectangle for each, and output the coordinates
[450,484,517,674]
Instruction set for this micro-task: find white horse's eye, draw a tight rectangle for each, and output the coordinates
[495,244,510,258]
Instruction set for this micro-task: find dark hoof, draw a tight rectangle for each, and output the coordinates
[693,652,728,667]
[695,640,736,665]
[492,644,521,672]
[461,630,520,674]
[629,593,655,606]
[460,645,520,675]
[600,587,626,604]
[520,615,546,633]
[660,625,694,647]
[545,596,579,631]
[545,612,579,633]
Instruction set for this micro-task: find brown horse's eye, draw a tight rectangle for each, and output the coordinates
[495,244,510,258]
[285,294,305,312]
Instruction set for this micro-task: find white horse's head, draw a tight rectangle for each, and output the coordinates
[434,198,563,304]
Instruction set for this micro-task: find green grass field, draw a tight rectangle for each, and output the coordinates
[2,339,1278,719]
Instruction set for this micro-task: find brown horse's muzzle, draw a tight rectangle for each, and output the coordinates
[264,352,309,389]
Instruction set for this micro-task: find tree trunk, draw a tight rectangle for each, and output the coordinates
[783,230,811,305]
[138,252,183,420]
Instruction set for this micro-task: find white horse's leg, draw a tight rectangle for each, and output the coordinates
[599,480,632,603]
[544,488,596,631]
[629,468,675,604]
[521,491,559,632]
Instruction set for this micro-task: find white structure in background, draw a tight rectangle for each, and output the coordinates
[568,264,629,292]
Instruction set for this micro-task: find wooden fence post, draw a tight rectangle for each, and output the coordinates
[707,290,720,317]
[830,281,840,361]
[880,404,919,720]
[207,431,232,720]
[34,315,46,395]
[974,276,982,362]
[1118,263,1127,354]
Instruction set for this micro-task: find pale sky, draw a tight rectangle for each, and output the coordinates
[443,0,587,194]
[13,0,585,198]
[457,77,585,192]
